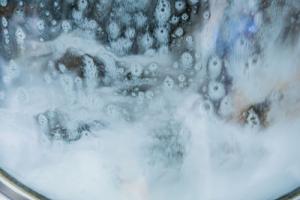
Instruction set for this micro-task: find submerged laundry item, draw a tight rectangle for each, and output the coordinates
[0,0,300,200]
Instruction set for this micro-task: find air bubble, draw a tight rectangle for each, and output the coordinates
[51,20,57,26]
[155,27,169,44]
[54,1,59,7]
[146,90,154,99]
[170,15,180,25]
[1,17,8,28]
[208,56,222,80]
[149,63,159,72]
[37,20,45,31]
[72,9,83,21]
[155,0,171,25]
[174,27,184,37]
[78,0,88,11]
[178,74,186,82]
[62,20,72,32]
[180,52,194,69]
[42,10,49,17]
[185,35,194,50]
[175,1,186,13]
[140,32,154,50]
[164,76,175,89]
[3,29,10,44]
[0,0,7,7]
[130,63,143,77]
[203,10,210,20]
[181,13,189,21]
[197,99,214,116]
[219,95,234,118]
[15,27,26,44]
[208,81,225,101]
[194,62,203,71]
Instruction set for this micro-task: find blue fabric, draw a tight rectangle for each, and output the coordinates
[215,14,258,57]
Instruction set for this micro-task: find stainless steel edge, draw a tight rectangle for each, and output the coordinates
[0,168,49,200]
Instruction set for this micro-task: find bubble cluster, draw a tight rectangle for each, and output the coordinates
[0,2,300,199]
[0,0,207,59]
[36,110,105,142]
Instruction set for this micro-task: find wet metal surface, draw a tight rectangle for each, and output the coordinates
[0,168,49,200]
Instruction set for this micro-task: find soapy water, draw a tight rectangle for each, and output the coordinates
[0,0,300,199]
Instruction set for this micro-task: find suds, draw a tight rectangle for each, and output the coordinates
[0,0,300,200]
